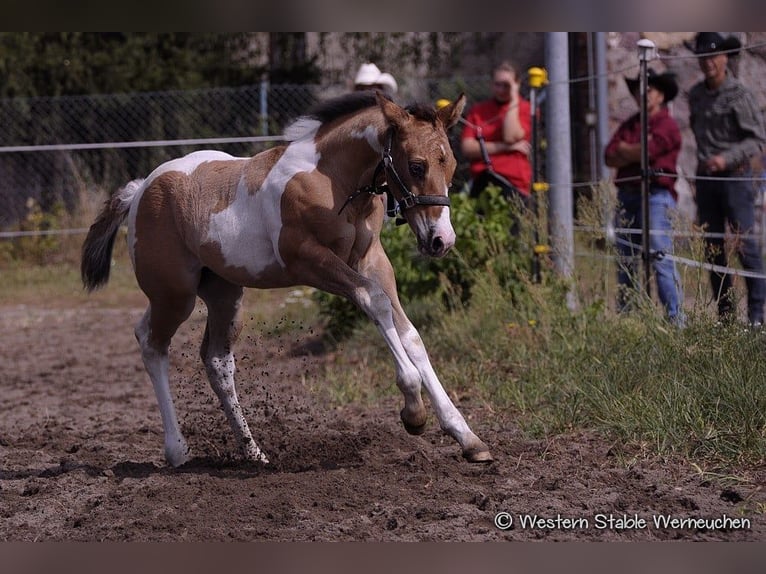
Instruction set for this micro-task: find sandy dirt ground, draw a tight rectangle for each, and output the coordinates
[0,298,763,541]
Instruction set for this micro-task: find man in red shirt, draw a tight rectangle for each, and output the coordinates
[604,69,684,325]
[460,61,532,203]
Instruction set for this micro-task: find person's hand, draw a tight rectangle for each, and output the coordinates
[509,140,531,157]
[509,75,520,104]
[704,155,727,173]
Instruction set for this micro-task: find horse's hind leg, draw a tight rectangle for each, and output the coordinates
[135,295,197,467]
[197,270,268,464]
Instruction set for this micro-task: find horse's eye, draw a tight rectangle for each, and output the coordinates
[409,161,426,179]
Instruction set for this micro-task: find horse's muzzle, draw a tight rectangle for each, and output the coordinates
[420,233,454,258]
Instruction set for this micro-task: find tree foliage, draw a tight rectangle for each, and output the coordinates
[0,33,318,98]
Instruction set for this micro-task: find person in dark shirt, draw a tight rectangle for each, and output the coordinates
[605,69,684,324]
[687,32,766,326]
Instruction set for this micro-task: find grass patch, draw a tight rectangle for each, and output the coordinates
[419,266,766,468]
[0,248,143,307]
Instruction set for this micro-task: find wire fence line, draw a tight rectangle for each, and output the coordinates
[0,83,308,227]
[0,77,497,228]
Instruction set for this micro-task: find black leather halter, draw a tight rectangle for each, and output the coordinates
[338,128,451,225]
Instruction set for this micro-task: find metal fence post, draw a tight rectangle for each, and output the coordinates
[260,75,269,136]
[545,32,577,310]
[637,38,657,296]
[528,66,549,284]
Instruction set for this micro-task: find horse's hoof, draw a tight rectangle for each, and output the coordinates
[247,453,270,465]
[402,419,427,435]
[400,408,427,435]
[165,441,191,468]
[463,447,493,463]
[243,444,270,465]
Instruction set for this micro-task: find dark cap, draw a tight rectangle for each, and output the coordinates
[686,32,742,56]
[625,69,679,102]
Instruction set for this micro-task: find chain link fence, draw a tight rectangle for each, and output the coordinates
[0,78,491,228]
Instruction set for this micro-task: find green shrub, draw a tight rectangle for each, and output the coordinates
[4,198,65,265]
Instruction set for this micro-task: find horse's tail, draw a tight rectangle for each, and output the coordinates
[81,179,144,292]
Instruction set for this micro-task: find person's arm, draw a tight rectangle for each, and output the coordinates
[609,141,641,167]
[501,78,525,144]
[461,137,520,160]
[646,115,681,165]
[718,88,766,169]
[460,112,483,160]
[604,120,637,168]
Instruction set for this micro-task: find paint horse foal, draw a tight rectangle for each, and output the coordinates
[81,92,492,467]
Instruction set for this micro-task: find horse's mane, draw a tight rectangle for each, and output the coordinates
[404,102,438,125]
[284,92,440,142]
[284,92,379,142]
[307,91,381,124]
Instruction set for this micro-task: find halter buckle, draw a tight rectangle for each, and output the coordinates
[399,195,417,210]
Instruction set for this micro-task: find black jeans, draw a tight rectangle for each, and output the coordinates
[469,168,527,204]
[696,170,765,323]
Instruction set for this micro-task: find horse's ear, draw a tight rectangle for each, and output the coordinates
[436,93,466,129]
[376,91,410,129]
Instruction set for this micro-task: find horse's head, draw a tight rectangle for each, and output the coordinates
[376,92,466,258]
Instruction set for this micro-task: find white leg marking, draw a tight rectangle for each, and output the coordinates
[355,286,423,407]
[398,324,477,442]
[359,284,483,452]
[135,311,190,467]
[204,353,269,464]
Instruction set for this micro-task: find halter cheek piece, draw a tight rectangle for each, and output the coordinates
[338,128,451,225]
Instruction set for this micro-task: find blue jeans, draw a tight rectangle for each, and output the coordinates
[615,187,683,321]
[696,170,765,323]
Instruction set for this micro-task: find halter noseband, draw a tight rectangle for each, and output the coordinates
[338,128,451,225]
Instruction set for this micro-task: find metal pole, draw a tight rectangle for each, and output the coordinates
[586,33,599,184]
[528,66,549,284]
[594,32,614,243]
[260,74,269,136]
[637,39,657,296]
[545,33,577,310]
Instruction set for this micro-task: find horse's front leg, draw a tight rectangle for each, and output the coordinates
[290,241,491,462]
[330,263,431,437]
[389,308,492,461]
[358,249,492,462]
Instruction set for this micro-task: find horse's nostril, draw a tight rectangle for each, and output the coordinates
[432,236,444,253]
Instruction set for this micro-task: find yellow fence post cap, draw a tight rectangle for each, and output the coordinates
[528,67,548,88]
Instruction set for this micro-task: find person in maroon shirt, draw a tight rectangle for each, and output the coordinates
[605,69,684,325]
[460,61,532,204]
